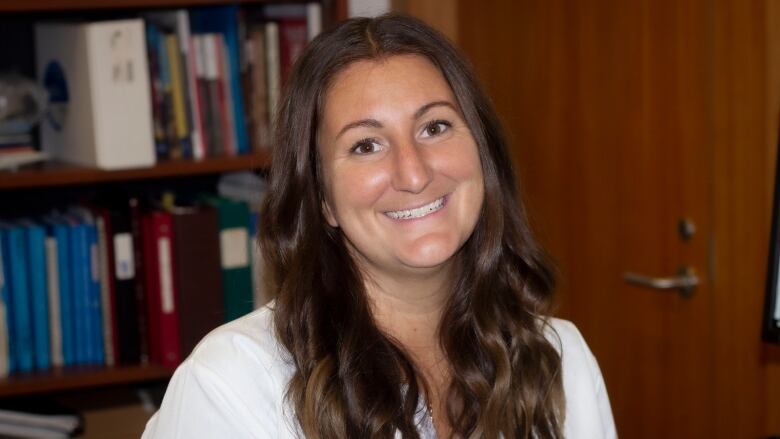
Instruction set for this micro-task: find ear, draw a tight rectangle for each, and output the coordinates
[322,198,339,228]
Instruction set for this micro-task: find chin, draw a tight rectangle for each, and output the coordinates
[398,240,461,270]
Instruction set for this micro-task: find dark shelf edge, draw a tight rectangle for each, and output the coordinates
[0,364,175,398]
[0,152,271,191]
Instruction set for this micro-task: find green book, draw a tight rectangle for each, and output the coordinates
[202,196,253,322]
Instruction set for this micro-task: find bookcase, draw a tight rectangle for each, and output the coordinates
[0,0,347,434]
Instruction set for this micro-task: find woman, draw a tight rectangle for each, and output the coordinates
[143,14,616,439]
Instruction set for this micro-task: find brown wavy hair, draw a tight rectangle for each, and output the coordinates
[260,13,564,439]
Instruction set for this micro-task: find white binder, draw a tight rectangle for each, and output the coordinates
[35,19,156,170]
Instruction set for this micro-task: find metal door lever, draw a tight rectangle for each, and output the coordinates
[623,266,698,298]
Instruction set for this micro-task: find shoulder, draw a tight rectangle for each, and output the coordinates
[543,318,618,439]
[189,304,292,381]
[142,305,299,439]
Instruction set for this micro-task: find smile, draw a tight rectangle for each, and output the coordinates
[385,196,446,220]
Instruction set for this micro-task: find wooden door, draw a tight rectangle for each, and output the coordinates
[455,1,774,437]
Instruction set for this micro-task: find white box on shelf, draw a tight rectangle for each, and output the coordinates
[35,19,156,170]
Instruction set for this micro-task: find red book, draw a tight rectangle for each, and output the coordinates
[213,33,236,156]
[142,210,182,368]
[278,18,307,85]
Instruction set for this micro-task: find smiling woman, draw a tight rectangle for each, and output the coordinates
[142,14,617,439]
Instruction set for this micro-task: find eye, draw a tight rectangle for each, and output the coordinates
[421,120,452,138]
[350,138,382,155]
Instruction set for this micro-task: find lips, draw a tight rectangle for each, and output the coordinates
[384,196,446,220]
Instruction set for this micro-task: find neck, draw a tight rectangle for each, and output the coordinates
[362,262,452,350]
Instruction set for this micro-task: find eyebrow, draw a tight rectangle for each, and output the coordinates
[334,100,457,140]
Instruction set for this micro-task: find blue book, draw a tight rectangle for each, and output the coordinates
[44,216,75,366]
[69,209,104,365]
[22,221,50,371]
[85,220,104,365]
[67,218,90,365]
[0,230,11,376]
[0,222,33,372]
[190,5,249,154]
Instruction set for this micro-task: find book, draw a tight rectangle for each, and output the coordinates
[108,203,141,365]
[145,10,205,160]
[169,205,224,357]
[190,6,250,155]
[43,216,73,367]
[22,220,50,370]
[156,28,179,160]
[35,19,155,170]
[43,226,63,368]
[94,210,118,367]
[264,21,280,125]
[306,2,322,41]
[246,28,271,151]
[216,34,238,156]
[141,210,181,367]
[129,198,150,364]
[0,232,10,377]
[66,216,89,365]
[1,222,33,372]
[278,18,307,85]
[201,34,227,156]
[145,23,169,160]
[202,196,253,322]
[72,209,105,365]
[165,33,193,159]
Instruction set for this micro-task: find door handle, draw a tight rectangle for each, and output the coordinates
[623,266,698,298]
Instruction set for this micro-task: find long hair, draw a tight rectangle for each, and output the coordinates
[259,14,564,438]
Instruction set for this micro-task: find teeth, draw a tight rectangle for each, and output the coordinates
[386,197,445,220]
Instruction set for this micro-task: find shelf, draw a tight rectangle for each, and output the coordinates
[0,364,174,398]
[0,152,271,191]
[0,0,278,13]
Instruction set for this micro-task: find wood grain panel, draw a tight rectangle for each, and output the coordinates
[458,0,779,437]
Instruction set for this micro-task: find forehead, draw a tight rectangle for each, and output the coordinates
[320,54,457,129]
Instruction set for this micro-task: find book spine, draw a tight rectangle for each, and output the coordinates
[111,211,140,365]
[54,224,74,366]
[27,224,50,370]
[8,226,33,372]
[195,35,218,157]
[87,223,104,365]
[306,2,322,41]
[248,29,271,151]
[129,199,150,364]
[142,214,161,364]
[95,213,117,367]
[0,232,10,377]
[44,234,63,368]
[152,212,181,367]
[204,34,228,156]
[278,19,307,85]
[166,34,193,159]
[158,30,180,160]
[179,14,206,160]
[264,22,280,127]
[69,223,88,365]
[217,36,238,156]
[146,24,170,160]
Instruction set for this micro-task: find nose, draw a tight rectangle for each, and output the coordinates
[391,142,433,193]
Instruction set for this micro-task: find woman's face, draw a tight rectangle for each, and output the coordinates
[318,54,485,278]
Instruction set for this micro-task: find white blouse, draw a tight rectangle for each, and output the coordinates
[142,306,617,438]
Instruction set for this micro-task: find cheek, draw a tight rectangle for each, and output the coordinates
[328,164,390,221]
[433,138,484,184]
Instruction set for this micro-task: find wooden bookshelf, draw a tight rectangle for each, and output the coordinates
[0,0,346,406]
[0,152,271,190]
[0,364,174,398]
[0,0,345,15]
